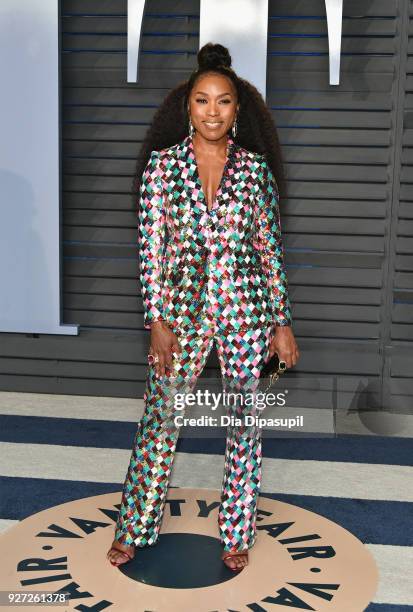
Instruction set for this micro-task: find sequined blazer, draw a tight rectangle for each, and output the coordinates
[138,133,292,332]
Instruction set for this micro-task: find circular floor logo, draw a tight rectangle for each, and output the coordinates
[0,489,378,611]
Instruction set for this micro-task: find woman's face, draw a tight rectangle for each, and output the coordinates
[188,72,238,141]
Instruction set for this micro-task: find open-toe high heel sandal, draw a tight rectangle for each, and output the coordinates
[108,545,135,567]
[222,551,248,572]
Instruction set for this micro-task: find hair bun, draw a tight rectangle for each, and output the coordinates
[197,43,232,70]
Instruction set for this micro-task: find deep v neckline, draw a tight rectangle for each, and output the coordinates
[190,134,231,213]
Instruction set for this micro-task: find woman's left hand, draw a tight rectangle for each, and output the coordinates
[268,326,300,369]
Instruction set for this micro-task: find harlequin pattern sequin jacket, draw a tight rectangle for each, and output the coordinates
[138,133,292,332]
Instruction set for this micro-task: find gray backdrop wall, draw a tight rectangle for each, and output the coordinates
[0,0,411,410]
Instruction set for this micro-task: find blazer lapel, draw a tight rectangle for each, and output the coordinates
[176,133,239,215]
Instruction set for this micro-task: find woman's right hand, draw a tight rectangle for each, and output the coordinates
[149,321,182,378]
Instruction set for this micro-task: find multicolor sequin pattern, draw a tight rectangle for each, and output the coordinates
[138,134,292,331]
[114,323,273,551]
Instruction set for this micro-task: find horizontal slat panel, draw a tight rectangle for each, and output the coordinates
[394,272,413,289]
[395,255,413,271]
[62,124,392,147]
[63,244,384,270]
[397,219,413,236]
[63,87,394,112]
[390,345,413,377]
[395,237,413,254]
[62,53,396,77]
[62,192,387,221]
[62,173,389,203]
[392,304,413,323]
[63,140,391,166]
[0,357,150,380]
[62,157,390,183]
[62,229,386,254]
[62,297,380,327]
[62,68,394,91]
[0,374,147,397]
[63,210,386,237]
[63,106,392,130]
[63,0,397,18]
[0,331,382,375]
[64,258,384,288]
[63,279,382,306]
[0,0,406,398]
[398,202,413,218]
[64,294,380,323]
[62,34,396,56]
[57,305,383,340]
[391,323,413,340]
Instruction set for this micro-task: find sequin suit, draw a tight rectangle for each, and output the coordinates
[114,133,292,553]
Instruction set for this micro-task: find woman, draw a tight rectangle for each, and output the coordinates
[107,42,299,572]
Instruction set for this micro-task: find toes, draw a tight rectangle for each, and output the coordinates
[223,553,248,570]
[235,554,247,568]
[107,549,128,565]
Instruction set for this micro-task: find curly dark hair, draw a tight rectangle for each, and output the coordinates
[134,42,287,199]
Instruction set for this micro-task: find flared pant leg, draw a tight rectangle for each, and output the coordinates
[114,323,215,547]
[214,326,273,552]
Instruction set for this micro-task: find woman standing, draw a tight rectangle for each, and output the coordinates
[107,43,299,571]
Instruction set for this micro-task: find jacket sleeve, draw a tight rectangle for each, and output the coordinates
[138,150,167,329]
[254,157,293,327]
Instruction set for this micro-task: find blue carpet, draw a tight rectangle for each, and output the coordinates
[0,476,411,547]
[1,414,412,466]
[365,605,413,611]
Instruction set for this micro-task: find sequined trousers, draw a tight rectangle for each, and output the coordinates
[114,320,274,552]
